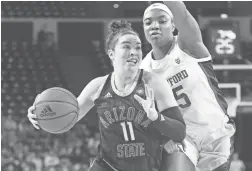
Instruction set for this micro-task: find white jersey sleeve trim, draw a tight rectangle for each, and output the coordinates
[196,56,212,63]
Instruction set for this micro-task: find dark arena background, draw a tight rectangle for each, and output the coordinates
[1,1,252,171]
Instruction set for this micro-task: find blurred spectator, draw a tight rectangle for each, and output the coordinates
[71,147,84,164]
[81,124,91,137]
[44,151,60,168]
[87,132,100,156]
[26,152,43,171]
[2,163,17,171]
[21,162,36,171]
[73,163,89,171]
[59,157,73,171]
[230,153,246,171]
[37,24,47,45]
[3,115,18,147]
[45,32,57,52]
[3,115,17,131]
[36,24,56,52]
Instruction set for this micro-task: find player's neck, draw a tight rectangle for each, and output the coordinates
[113,70,139,92]
[152,38,175,60]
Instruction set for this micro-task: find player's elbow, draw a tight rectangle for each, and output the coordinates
[159,120,186,142]
[174,123,186,142]
[152,107,186,141]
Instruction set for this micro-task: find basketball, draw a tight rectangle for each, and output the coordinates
[33,87,79,134]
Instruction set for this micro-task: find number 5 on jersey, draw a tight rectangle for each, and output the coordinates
[172,85,191,108]
[120,122,135,141]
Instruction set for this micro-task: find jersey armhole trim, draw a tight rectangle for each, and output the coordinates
[93,83,105,101]
[196,56,212,63]
[93,75,110,101]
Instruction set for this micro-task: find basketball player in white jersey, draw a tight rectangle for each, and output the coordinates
[141,2,236,171]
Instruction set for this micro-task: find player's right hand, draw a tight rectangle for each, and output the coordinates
[27,106,40,129]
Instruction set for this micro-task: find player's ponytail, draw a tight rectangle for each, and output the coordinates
[105,20,139,53]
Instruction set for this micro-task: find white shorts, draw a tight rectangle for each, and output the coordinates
[165,122,235,171]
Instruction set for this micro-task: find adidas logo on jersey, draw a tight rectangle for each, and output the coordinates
[104,92,112,98]
[40,105,56,117]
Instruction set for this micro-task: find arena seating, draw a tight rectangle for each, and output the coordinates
[2,41,35,116]
[1,40,67,116]
[1,1,91,18]
[1,40,97,170]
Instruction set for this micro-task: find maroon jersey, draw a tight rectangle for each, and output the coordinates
[94,70,164,171]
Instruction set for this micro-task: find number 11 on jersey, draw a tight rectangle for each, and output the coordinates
[120,122,135,141]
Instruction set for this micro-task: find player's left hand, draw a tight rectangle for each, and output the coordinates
[164,140,180,153]
[164,139,187,153]
[134,84,158,121]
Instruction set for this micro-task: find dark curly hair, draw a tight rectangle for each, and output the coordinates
[105,20,139,53]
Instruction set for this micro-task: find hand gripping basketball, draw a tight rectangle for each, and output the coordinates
[27,93,41,130]
[134,84,158,121]
[27,105,40,130]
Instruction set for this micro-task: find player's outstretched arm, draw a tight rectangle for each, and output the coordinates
[163,1,210,59]
[77,75,108,122]
[136,71,186,142]
[27,75,108,129]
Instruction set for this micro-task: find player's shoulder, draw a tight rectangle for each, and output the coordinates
[85,74,110,101]
[91,75,109,84]
[142,70,163,86]
[88,75,109,91]
[142,70,155,81]
[142,70,176,105]
[140,51,152,68]
[143,50,152,60]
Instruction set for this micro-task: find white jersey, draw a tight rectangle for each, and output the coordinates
[140,38,230,132]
